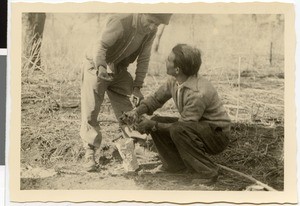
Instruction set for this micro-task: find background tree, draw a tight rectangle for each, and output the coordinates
[23,13,46,69]
[153,25,165,53]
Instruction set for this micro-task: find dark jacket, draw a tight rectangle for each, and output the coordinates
[86,14,157,87]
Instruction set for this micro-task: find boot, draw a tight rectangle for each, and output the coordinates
[84,145,97,172]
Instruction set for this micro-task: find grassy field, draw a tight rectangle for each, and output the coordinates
[20,13,284,191]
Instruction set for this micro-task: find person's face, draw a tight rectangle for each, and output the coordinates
[165,51,177,76]
[140,14,161,33]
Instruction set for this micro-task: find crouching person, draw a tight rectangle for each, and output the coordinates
[124,44,231,183]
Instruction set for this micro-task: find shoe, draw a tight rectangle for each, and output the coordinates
[150,165,186,174]
[83,147,97,172]
[149,164,167,174]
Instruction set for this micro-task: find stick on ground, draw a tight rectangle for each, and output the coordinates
[217,163,277,191]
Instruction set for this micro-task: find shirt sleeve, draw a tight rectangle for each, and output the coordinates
[133,31,156,88]
[179,91,206,122]
[93,16,124,69]
[139,78,172,115]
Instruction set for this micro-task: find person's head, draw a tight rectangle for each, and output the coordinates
[166,44,202,77]
[140,13,172,33]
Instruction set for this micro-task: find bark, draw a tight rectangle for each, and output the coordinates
[23,13,46,69]
[153,25,165,53]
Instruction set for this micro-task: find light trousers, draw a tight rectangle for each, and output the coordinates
[80,61,133,149]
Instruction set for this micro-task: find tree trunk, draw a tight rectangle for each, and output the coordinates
[23,13,46,69]
[153,25,165,53]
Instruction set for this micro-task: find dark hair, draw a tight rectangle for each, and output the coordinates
[172,44,202,76]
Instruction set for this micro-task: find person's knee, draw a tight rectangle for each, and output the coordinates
[169,122,185,139]
[80,125,102,149]
[150,115,162,122]
[150,115,178,123]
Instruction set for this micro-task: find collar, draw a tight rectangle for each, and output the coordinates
[180,75,199,92]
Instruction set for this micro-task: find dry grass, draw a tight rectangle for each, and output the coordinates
[20,14,284,190]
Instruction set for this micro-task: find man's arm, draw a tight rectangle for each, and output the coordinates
[135,117,173,134]
[133,31,157,88]
[136,78,172,115]
[139,91,207,134]
[93,16,124,69]
[121,78,173,125]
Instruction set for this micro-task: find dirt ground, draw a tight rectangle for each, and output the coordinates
[20,139,267,191]
[20,82,284,192]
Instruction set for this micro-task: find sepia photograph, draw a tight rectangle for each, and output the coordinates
[9,2,296,204]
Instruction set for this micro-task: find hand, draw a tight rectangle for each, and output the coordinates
[131,87,144,107]
[119,110,139,125]
[97,65,113,81]
[136,118,156,134]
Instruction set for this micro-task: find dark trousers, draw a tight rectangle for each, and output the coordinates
[150,116,230,178]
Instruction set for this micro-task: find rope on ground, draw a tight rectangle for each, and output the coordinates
[216,163,277,191]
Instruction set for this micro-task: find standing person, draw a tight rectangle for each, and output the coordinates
[81,13,172,171]
[124,44,231,183]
